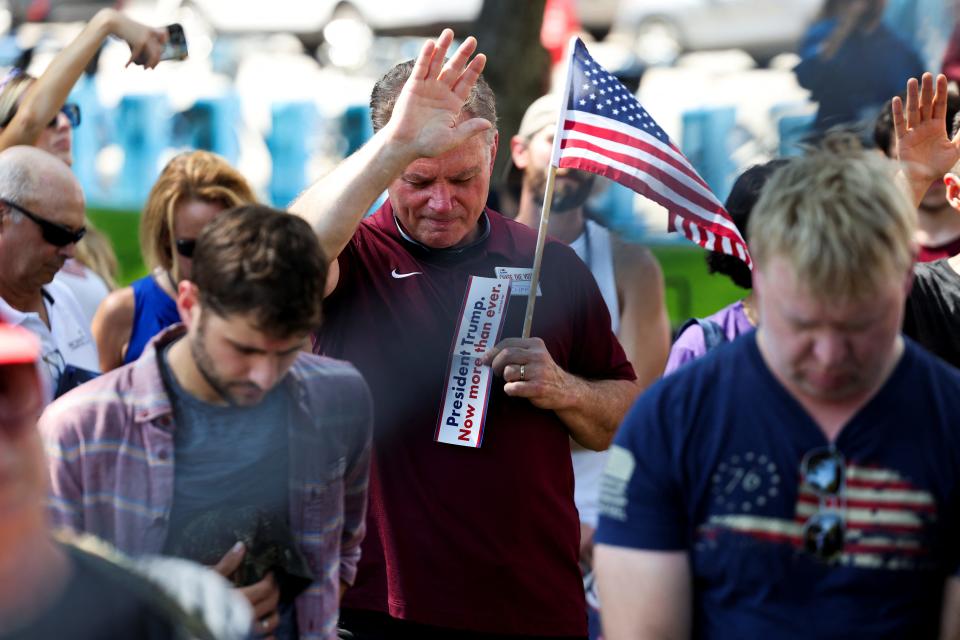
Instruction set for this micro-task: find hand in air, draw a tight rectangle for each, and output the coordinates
[893,72,960,190]
[386,29,492,159]
[117,14,168,69]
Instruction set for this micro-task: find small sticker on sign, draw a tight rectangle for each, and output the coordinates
[495,267,541,297]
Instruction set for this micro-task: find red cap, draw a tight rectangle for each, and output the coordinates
[0,323,39,365]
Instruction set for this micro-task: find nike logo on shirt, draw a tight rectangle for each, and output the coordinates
[391,269,423,279]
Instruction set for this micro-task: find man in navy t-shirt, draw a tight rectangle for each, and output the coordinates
[595,134,960,638]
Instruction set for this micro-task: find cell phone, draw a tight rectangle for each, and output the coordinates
[159,23,188,61]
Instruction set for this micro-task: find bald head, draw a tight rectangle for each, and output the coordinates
[0,146,83,210]
[0,146,83,208]
[0,146,86,291]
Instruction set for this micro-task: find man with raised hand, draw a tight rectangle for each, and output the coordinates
[293,30,638,638]
[897,72,960,369]
[594,138,960,638]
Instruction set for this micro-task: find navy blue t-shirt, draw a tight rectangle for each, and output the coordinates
[597,333,960,639]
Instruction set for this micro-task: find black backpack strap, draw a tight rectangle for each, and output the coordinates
[675,318,727,352]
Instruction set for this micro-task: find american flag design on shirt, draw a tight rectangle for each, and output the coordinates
[697,456,937,570]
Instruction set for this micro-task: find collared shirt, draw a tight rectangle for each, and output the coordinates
[40,325,373,640]
[0,279,99,403]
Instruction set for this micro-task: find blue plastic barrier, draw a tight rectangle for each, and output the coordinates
[681,106,736,202]
[342,104,372,157]
[115,94,171,209]
[69,75,106,205]
[189,94,241,165]
[778,113,816,157]
[267,101,318,208]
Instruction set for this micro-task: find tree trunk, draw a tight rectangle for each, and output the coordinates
[473,0,550,211]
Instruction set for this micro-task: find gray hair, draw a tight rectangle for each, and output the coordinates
[0,150,40,206]
[370,58,498,137]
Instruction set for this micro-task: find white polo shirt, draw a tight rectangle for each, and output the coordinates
[0,279,99,404]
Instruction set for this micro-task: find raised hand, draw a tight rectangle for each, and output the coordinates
[112,13,168,69]
[893,72,960,202]
[384,29,492,159]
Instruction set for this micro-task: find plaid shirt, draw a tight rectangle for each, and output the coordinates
[39,325,372,640]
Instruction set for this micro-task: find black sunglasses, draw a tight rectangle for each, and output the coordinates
[0,102,80,129]
[1,198,86,247]
[175,238,196,258]
[800,446,846,562]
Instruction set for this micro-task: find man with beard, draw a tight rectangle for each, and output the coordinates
[508,94,670,387]
[0,146,98,402]
[39,205,373,640]
[508,93,670,638]
[874,89,960,261]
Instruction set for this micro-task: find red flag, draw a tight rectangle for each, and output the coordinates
[541,0,581,67]
[551,38,751,268]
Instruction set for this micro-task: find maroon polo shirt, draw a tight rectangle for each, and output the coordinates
[316,202,635,636]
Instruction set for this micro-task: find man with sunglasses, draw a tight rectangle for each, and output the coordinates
[0,145,97,402]
[594,139,960,638]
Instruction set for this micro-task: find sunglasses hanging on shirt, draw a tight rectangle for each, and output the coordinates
[800,446,846,563]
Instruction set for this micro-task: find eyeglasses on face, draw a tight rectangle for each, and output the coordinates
[0,102,80,129]
[800,446,846,562]
[175,238,196,258]
[54,103,81,129]
[0,198,86,247]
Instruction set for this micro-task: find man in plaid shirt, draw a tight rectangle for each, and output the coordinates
[39,205,372,640]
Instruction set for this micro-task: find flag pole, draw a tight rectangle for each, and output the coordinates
[521,167,557,338]
[521,35,579,339]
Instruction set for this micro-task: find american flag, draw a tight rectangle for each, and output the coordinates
[699,462,937,570]
[552,38,751,267]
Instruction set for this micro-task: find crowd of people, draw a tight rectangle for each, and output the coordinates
[3,4,960,639]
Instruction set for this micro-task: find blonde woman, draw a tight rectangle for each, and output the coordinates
[92,151,257,371]
[0,8,167,162]
[0,9,167,328]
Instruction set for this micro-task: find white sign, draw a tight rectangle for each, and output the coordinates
[495,266,541,297]
[434,276,511,448]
